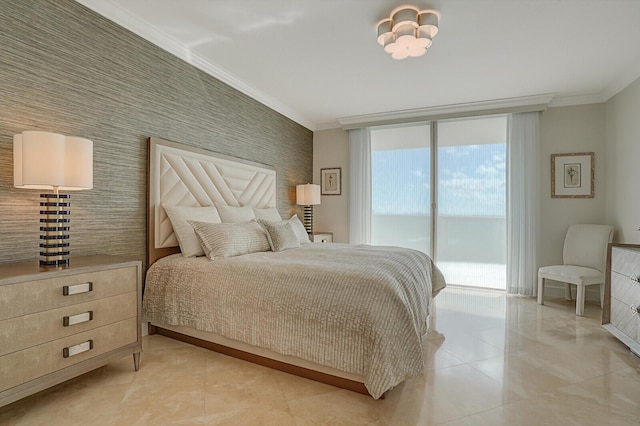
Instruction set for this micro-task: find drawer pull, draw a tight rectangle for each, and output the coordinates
[63,311,93,327]
[630,273,640,286]
[62,340,93,358]
[62,282,93,296]
[631,305,640,316]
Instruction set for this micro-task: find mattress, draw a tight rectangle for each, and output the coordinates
[143,243,446,398]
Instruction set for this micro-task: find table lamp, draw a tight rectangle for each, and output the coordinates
[296,183,320,235]
[14,131,93,267]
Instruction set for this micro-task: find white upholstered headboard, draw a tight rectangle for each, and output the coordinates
[147,137,276,265]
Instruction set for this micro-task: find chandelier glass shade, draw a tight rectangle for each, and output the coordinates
[376,7,440,60]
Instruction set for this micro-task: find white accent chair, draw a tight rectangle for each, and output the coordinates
[537,224,614,316]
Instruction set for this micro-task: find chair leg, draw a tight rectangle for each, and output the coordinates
[537,277,544,305]
[599,283,605,309]
[576,285,585,316]
[564,283,572,301]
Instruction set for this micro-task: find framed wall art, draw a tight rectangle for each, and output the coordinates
[320,167,341,195]
[551,152,594,198]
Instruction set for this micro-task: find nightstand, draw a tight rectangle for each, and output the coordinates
[312,232,333,243]
[0,255,142,408]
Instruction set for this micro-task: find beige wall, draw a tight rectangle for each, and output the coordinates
[537,104,607,268]
[605,77,640,243]
[312,129,349,242]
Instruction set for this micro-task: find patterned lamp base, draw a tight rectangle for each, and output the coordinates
[39,193,70,267]
[303,205,314,235]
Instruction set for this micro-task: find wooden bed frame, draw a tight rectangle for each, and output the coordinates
[145,137,371,396]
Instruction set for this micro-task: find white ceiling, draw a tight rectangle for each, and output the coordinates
[77,0,640,131]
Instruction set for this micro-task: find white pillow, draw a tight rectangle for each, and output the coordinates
[253,207,282,222]
[289,214,311,245]
[215,203,256,223]
[257,219,300,252]
[163,205,221,257]
[189,220,271,259]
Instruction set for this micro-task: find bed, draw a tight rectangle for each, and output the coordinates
[143,137,446,399]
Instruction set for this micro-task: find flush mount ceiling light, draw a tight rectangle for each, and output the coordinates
[376,6,440,60]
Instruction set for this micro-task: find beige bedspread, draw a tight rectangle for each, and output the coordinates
[143,243,446,398]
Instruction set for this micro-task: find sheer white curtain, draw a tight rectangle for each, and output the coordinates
[507,112,540,296]
[348,128,371,244]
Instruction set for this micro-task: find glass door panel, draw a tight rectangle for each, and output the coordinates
[436,116,507,289]
[370,123,431,255]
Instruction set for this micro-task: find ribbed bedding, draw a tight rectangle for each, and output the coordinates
[143,243,446,398]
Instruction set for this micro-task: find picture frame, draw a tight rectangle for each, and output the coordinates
[320,167,341,195]
[551,152,594,198]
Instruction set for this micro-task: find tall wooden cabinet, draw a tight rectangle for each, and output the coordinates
[0,256,142,407]
[602,244,640,357]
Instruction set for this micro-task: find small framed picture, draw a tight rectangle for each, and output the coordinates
[551,152,594,198]
[320,167,341,195]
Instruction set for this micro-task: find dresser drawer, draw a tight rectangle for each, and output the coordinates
[0,317,137,393]
[611,247,640,277]
[312,233,333,243]
[0,351,23,393]
[0,266,137,321]
[609,296,639,341]
[610,270,640,303]
[0,292,137,357]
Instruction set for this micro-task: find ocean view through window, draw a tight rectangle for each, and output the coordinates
[371,116,507,290]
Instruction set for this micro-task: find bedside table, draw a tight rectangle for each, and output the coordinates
[0,255,142,408]
[312,232,333,243]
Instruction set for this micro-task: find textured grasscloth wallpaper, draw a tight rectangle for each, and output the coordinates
[0,0,312,267]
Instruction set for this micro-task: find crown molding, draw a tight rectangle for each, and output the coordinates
[600,56,640,102]
[313,121,343,131]
[74,0,315,131]
[548,93,605,108]
[550,59,640,107]
[337,94,556,130]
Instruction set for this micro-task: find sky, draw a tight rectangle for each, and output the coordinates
[372,143,506,217]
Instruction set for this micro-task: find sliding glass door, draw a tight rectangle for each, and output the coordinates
[371,123,431,254]
[436,116,507,289]
[370,116,507,290]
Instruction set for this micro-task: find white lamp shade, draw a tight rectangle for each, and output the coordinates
[14,131,93,190]
[64,136,93,189]
[296,184,321,205]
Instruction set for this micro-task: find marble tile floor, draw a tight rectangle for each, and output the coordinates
[2,287,639,425]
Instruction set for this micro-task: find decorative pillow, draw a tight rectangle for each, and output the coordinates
[253,207,282,222]
[257,219,300,252]
[289,214,311,245]
[188,220,271,259]
[163,204,221,257]
[215,203,256,223]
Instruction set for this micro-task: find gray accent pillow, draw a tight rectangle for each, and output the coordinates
[188,220,271,259]
[257,219,300,252]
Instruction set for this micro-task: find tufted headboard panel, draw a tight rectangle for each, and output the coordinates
[147,137,276,265]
